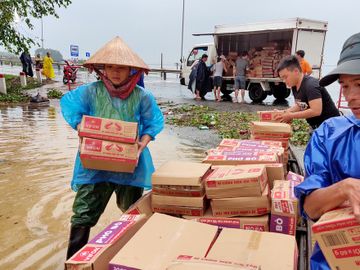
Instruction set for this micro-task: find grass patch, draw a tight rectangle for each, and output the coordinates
[47,88,63,99]
[166,104,311,146]
[0,75,42,103]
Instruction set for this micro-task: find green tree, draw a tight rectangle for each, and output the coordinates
[0,0,72,54]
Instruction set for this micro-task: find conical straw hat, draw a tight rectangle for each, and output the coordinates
[83,36,149,71]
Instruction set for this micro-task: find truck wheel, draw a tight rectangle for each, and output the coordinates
[180,77,185,85]
[272,83,291,100]
[249,84,267,103]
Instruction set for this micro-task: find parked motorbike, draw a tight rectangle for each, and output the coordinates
[63,60,82,84]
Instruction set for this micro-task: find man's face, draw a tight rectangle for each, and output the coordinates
[279,68,300,88]
[104,65,130,86]
[339,74,360,118]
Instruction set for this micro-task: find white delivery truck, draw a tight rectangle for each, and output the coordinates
[180,18,328,102]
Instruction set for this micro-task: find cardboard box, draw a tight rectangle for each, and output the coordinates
[184,209,269,231]
[250,121,292,138]
[312,207,360,270]
[125,192,153,218]
[270,180,298,236]
[286,171,304,185]
[211,185,270,217]
[80,137,138,173]
[219,139,283,149]
[207,228,298,270]
[203,151,279,166]
[109,213,219,270]
[205,165,268,199]
[166,255,260,270]
[65,214,146,270]
[78,115,138,143]
[152,194,206,216]
[210,147,285,165]
[257,110,284,122]
[265,163,285,189]
[250,135,289,149]
[152,161,211,197]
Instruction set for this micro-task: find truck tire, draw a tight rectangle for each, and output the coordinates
[272,83,291,100]
[180,77,186,85]
[249,83,267,103]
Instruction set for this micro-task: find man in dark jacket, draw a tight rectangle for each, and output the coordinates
[195,54,209,100]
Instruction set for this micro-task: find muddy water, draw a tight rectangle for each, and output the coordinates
[0,101,207,270]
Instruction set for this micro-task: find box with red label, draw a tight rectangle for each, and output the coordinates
[257,110,284,122]
[203,150,279,166]
[152,161,211,197]
[80,137,138,173]
[270,180,298,236]
[286,171,304,186]
[250,135,289,149]
[210,185,270,217]
[78,115,138,143]
[65,214,146,270]
[166,255,261,270]
[312,207,360,270]
[152,194,206,216]
[205,165,268,199]
[250,121,292,138]
[125,192,152,218]
[183,209,269,231]
[219,139,283,149]
[209,147,285,165]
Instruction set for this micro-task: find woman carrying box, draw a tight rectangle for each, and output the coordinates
[60,36,164,259]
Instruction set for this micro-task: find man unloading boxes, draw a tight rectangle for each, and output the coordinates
[294,32,360,270]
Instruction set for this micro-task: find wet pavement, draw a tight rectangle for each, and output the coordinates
[0,65,310,269]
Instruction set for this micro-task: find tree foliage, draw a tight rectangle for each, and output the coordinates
[0,0,72,54]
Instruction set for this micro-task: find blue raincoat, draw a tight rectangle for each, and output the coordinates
[294,114,360,270]
[60,81,164,191]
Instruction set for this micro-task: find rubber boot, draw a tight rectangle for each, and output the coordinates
[66,226,91,260]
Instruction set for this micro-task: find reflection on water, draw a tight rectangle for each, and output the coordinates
[0,101,207,270]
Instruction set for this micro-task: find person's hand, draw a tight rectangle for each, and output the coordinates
[341,178,360,222]
[274,111,292,123]
[137,135,152,160]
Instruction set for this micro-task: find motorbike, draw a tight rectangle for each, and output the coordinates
[62,60,82,84]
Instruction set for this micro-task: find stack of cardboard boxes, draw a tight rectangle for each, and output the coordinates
[250,121,292,168]
[151,161,211,216]
[204,165,270,218]
[257,110,284,122]
[78,115,139,173]
[109,213,298,270]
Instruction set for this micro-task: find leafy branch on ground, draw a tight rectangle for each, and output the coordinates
[165,104,311,146]
[0,74,41,103]
[47,88,63,99]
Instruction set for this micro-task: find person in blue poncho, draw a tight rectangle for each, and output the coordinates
[294,32,360,270]
[61,36,164,259]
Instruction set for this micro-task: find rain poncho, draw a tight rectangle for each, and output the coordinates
[60,81,164,191]
[42,55,55,79]
[294,114,360,270]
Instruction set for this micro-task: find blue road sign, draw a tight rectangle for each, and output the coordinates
[85,52,90,58]
[70,45,79,57]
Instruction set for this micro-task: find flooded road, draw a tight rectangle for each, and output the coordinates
[0,100,208,270]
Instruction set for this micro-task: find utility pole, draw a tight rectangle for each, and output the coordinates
[180,0,185,67]
[41,17,44,48]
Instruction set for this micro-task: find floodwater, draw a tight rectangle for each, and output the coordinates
[0,101,207,270]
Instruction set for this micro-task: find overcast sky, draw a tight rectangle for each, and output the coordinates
[8,0,360,69]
